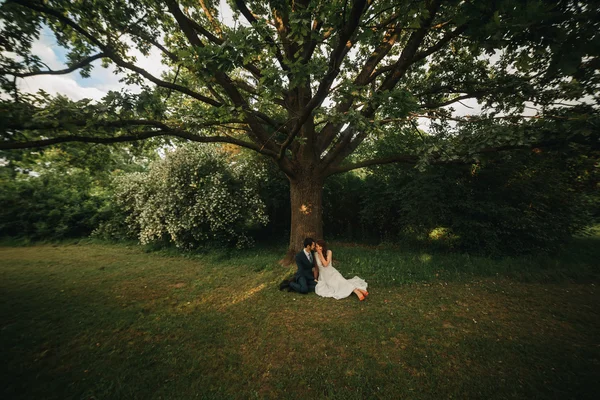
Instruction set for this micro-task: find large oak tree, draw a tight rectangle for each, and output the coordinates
[1,0,598,259]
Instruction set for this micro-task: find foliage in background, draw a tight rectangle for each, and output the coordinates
[0,169,107,240]
[0,143,157,241]
[360,147,598,255]
[96,145,269,249]
[247,153,291,240]
[323,172,367,239]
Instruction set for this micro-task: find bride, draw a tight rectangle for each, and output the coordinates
[314,240,369,301]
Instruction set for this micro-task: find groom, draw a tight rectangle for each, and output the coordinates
[289,237,318,294]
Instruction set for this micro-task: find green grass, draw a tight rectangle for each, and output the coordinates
[1,238,599,399]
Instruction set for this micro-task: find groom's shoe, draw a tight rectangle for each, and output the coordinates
[279,279,290,291]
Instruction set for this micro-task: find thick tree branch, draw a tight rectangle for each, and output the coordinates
[371,9,402,30]
[231,79,258,96]
[322,0,443,169]
[366,63,395,83]
[0,130,274,155]
[2,119,279,156]
[304,0,371,110]
[318,22,404,149]
[0,130,172,150]
[125,27,257,109]
[199,0,224,39]
[10,53,105,78]
[278,0,372,160]
[376,0,443,93]
[8,0,104,48]
[110,53,224,107]
[166,0,283,152]
[269,0,293,61]
[365,24,468,84]
[420,93,484,109]
[241,63,263,80]
[185,13,224,45]
[326,154,420,174]
[412,23,469,63]
[301,19,323,63]
[183,13,263,78]
[235,0,289,72]
[4,118,236,132]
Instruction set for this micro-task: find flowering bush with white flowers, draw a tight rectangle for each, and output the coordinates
[104,145,269,249]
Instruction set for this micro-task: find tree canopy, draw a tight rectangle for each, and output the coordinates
[2,0,598,163]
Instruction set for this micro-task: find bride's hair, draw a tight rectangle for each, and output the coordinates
[316,240,328,261]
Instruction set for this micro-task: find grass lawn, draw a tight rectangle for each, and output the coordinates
[1,239,599,399]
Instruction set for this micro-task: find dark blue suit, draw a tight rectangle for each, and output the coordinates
[289,250,316,294]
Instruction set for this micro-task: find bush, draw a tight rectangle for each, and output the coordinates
[0,170,109,239]
[96,145,269,249]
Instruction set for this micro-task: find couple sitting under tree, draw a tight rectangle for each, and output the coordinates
[287,238,369,301]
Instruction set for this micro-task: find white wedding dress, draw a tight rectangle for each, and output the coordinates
[315,250,368,299]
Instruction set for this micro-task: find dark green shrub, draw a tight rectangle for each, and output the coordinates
[0,170,109,239]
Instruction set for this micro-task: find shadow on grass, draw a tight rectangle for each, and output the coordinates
[0,271,237,399]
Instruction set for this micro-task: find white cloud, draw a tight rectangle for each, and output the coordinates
[18,74,107,101]
[30,38,63,70]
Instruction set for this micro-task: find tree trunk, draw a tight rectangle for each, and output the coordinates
[282,176,324,265]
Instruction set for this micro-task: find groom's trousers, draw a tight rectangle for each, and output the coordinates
[289,276,316,294]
